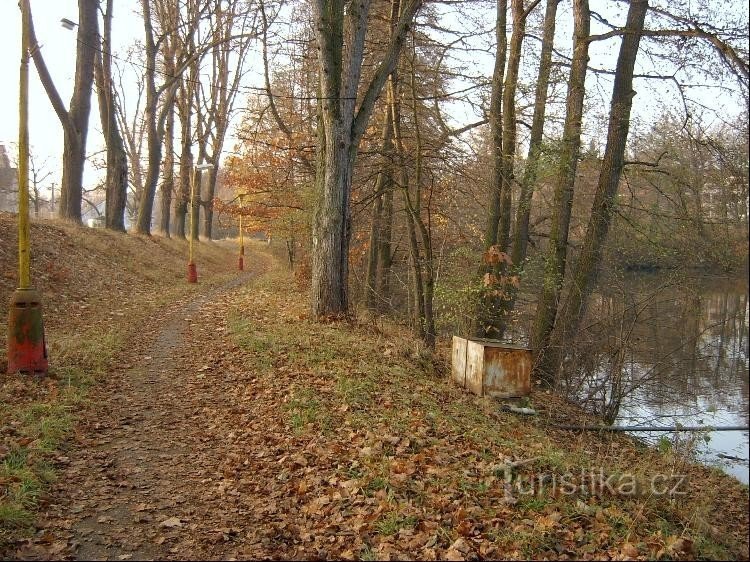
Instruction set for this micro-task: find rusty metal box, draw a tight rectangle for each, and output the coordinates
[451,336,531,398]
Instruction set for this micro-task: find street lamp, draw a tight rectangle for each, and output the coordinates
[7,0,47,374]
[187,162,213,283]
[59,18,77,30]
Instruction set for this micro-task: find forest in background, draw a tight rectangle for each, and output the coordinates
[2,0,748,388]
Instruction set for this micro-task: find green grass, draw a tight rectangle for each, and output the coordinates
[285,388,323,432]
[0,346,112,548]
[364,476,392,497]
[335,372,376,409]
[516,496,550,512]
[374,513,418,536]
[0,504,34,530]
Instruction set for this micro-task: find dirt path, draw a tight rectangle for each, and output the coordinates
[12,244,748,562]
[15,253,273,561]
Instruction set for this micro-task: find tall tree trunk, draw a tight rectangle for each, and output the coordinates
[160,104,175,236]
[497,0,525,254]
[173,77,193,238]
[135,0,184,235]
[391,73,426,339]
[95,0,128,232]
[135,0,160,234]
[474,0,510,338]
[377,176,395,305]
[365,107,395,310]
[191,169,202,242]
[158,30,177,236]
[490,0,557,339]
[58,0,97,223]
[26,0,98,224]
[136,105,160,233]
[201,165,219,239]
[310,0,421,318]
[408,46,436,348]
[488,0,533,339]
[531,0,590,385]
[174,99,193,239]
[312,122,352,315]
[365,187,383,309]
[377,115,394,310]
[482,0,508,252]
[511,0,558,265]
[370,0,403,311]
[544,0,649,378]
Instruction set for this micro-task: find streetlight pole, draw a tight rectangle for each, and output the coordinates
[187,162,213,283]
[7,0,48,374]
[238,193,246,271]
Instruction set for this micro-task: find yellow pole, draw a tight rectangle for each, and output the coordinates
[239,199,244,249]
[18,0,30,290]
[188,165,196,264]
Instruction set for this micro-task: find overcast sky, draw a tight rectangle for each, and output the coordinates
[0,1,745,208]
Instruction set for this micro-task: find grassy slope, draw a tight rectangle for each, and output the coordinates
[0,212,238,548]
[223,255,749,560]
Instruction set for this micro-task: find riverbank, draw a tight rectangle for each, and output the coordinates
[213,261,749,559]
[1,218,748,559]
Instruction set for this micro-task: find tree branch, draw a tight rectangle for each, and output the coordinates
[24,0,70,128]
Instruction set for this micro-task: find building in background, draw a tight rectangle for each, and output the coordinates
[0,143,18,213]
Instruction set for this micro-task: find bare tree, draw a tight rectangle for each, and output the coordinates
[511,0,558,265]
[531,0,591,384]
[541,0,650,384]
[135,0,208,235]
[113,46,148,225]
[195,0,258,239]
[25,0,99,223]
[94,0,129,232]
[311,0,422,317]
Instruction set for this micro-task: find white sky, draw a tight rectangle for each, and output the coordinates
[0,1,142,199]
[0,0,266,203]
[0,0,745,207]
[0,1,79,178]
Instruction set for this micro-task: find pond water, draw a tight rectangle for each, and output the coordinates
[507,272,749,483]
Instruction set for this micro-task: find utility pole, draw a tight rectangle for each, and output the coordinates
[7,0,48,375]
[238,193,247,271]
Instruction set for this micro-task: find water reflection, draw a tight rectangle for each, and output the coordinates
[563,274,749,483]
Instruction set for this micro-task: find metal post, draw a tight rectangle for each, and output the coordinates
[18,0,30,290]
[238,194,245,270]
[7,0,48,375]
[187,165,198,282]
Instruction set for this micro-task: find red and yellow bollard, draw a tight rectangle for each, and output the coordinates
[187,262,198,283]
[7,289,48,374]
